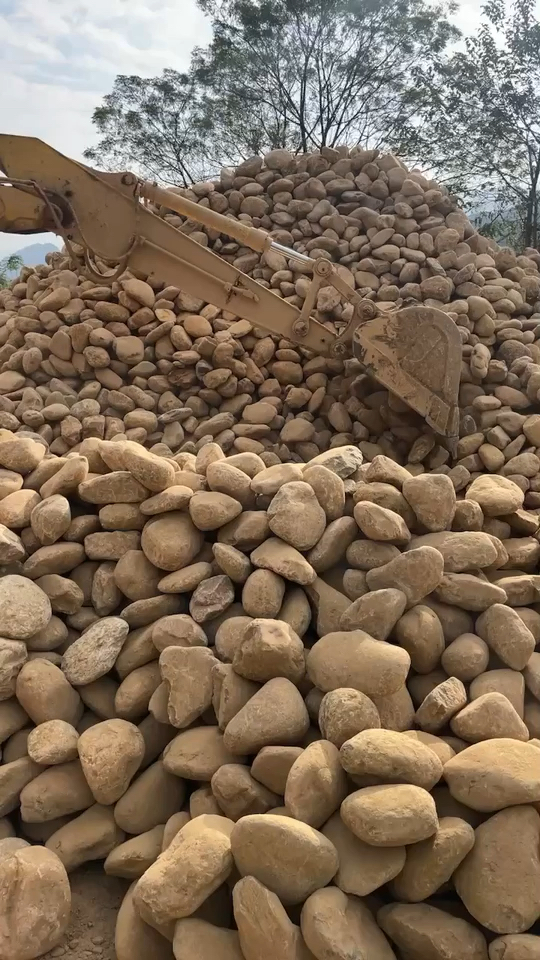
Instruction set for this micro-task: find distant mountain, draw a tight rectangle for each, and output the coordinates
[10,242,60,267]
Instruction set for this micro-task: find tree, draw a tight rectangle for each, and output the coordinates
[85,0,459,182]
[0,254,23,288]
[406,0,540,249]
[194,0,460,159]
[83,70,212,186]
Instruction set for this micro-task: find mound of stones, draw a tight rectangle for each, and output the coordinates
[0,429,539,959]
[1,146,540,959]
[3,145,540,493]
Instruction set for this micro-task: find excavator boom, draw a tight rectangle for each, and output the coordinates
[0,137,335,356]
[0,134,461,440]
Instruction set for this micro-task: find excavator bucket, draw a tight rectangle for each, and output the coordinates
[352,304,462,440]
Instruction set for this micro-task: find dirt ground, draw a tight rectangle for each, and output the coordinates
[41,864,128,960]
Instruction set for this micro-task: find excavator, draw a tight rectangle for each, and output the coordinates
[0,135,462,442]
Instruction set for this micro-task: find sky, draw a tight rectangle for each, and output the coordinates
[0,0,483,258]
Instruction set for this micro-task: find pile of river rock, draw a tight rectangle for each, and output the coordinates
[0,145,539,960]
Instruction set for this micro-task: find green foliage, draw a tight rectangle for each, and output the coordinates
[0,254,23,289]
[85,0,459,182]
[405,0,540,250]
[473,203,526,250]
[82,0,540,250]
[84,70,212,186]
[194,0,459,159]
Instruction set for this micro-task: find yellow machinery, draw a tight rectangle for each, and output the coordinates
[0,135,461,441]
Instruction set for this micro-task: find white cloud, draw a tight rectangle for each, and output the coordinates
[0,0,211,159]
[450,0,484,31]
[0,0,211,254]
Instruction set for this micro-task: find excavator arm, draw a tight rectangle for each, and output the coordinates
[0,134,461,440]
